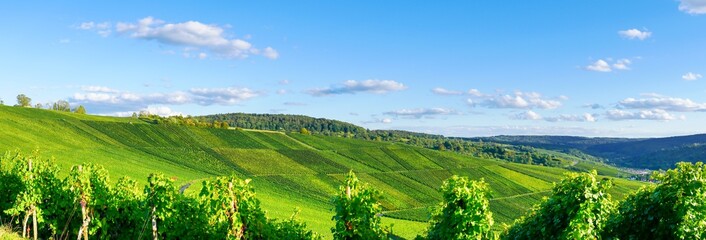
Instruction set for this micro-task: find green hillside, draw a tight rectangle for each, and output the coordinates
[474,135,706,170]
[0,106,644,238]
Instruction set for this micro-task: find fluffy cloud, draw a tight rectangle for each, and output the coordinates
[283,102,307,106]
[189,87,260,105]
[113,106,183,117]
[586,59,612,72]
[612,59,632,70]
[307,80,406,96]
[475,91,563,109]
[679,0,706,14]
[431,87,463,95]
[617,94,706,112]
[77,21,112,37]
[81,85,119,93]
[70,86,261,114]
[262,47,279,60]
[605,109,682,121]
[682,72,703,81]
[512,111,542,120]
[583,103,604,109]
[81,17,277,60]
[512,111,597,122]
[618,29,652,40]
[585,58,633,72]
[384,108,457,118]
[545,113,597,122]
[362,118,393,124]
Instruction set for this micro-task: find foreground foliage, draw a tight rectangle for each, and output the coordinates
[332,171,389,240]
[424,176,494,240]
[0,151,319,240]
[604,162,706,239]
[2,149,706,239]
[502,171,615,239]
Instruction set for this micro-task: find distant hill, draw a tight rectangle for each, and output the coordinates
[471,134,706,169]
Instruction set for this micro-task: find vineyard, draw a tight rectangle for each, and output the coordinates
[2,152,705,239]
[0,106,647,238]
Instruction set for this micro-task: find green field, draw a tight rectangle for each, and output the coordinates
[0,106,645,239]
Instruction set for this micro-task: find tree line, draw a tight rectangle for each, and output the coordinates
[5,94,86,114]
[193,114,575,168]
[2,150,705,239]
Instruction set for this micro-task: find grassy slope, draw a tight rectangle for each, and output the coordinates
[0,106,644,239]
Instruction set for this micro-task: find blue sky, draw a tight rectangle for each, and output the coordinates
[1,1,706,137]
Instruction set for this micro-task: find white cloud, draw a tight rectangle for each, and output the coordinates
[618,95,706,112]
[586,58,633,72]
[81,86,120,93]
[262,47,279,60]
[82,17,277,60]
[384,107,457,118]
[276,89,287,95]
[113,105,183,117]
[362,118,394,124]
[307,80,407,96]
[612,59,631,70]
[77,21,112,37]
[682,72,703,81]
[432,87,463,95]
[70,86,261,113]
[605,109,682,121]
[279,79,290,85]
[283,102,307,106]
[586,59,612,72]
[467,89,485,97]
[512,110,542,120]
[583,103,604,109]
[189,87,260,105]
[473,91,563,109]
[545,113,598,122]
[618,29,652,40]
[679,0,706,14]
[198,52,208,59]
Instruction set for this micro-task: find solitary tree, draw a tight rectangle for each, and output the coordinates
[300,128,310,135]
[52,100,70,112]
[74,105,87,114]
[16,94,31,107]
[1,98,5,105]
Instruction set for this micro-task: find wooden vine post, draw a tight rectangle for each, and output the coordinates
[75,165,90,240]
[228,181,243,239]
[151,178,158,240]
[22,158,38,240]
[345,184,352,231]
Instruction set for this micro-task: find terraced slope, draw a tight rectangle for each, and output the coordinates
[0,106,644,238]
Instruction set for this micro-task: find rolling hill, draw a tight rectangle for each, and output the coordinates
[473,135,706,170]
[0,105,644,238]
